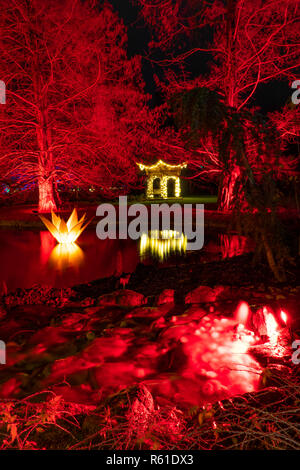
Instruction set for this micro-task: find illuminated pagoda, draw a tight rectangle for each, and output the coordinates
[137,160,187,199]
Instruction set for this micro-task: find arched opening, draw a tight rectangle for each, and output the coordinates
[167,178,175,197]
[153,177,161,198]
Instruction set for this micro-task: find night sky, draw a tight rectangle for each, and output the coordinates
[109,0,292,113]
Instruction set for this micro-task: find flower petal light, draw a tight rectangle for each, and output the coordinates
[39,208,91,244]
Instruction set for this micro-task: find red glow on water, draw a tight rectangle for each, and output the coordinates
[145,315,261,406]
[0,310,264,408]
[40,230,56,265]
[0,230,139,290]
[220,234,249,259]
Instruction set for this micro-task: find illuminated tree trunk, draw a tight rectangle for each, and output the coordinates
[38,176,56,213]
[218,1,241,212]
[220,1,240,212]
[218,165,242,211]
[36,113,57,212]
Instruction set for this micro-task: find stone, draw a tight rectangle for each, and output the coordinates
[126,303,174,320]
[97,289,146,308]
[79,297,95,307]
[156,289,175,305]
[185,285,225,304]
[181,306,207,321]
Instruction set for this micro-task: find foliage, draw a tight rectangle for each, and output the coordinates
[136,0,300,109]
[1,370,300,450]
[0,0,154,211]
[170,87,296,279]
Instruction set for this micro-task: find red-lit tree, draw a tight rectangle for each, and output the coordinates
[0,0,153,211]
[171,87,295,280]
[136,0,300,209]
[171,87,285,207]
[269,102,300,145]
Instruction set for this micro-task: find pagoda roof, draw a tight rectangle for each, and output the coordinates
[137,159,187,172]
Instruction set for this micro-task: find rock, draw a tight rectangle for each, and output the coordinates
[81,336,129,361]
[185,285,225,304]
[84,306,108,315]
[127,384,184,442]
[126,303,174,320]
[127,385,155,437]
[97,289,146,308]
[156,289,175,306]
[181,306,207,321]
[250,306,289,342]
[79,297,95,307]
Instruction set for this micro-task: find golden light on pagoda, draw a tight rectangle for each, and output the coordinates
[137,160,187,199]
[39,208,91,244]
[137,160,187,172]
[139,230,187,261]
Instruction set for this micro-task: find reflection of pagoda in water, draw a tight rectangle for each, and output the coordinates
[139,230,187,261]
[137,160,187,199]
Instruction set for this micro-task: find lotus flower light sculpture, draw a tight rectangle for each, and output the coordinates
[40,208,91,244]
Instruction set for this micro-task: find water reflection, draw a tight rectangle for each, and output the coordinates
[40,231,56,265]
[140,230,187,261]
[0,229,139,290]
[219,234,250,259]
[0,228,253,291]
[40,231,84,270]
[49,243,84,270]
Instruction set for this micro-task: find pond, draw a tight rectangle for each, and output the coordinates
[0,228,253,291]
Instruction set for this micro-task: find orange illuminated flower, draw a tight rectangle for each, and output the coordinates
[39,208,91,244]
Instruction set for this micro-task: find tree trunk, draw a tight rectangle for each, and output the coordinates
[218,165,242,211]
[38,176,57,213]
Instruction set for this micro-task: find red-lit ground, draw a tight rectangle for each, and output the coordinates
[0,271,298,449]
[0,302,264,407]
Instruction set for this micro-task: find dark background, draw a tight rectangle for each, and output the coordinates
[109,0,292,113]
